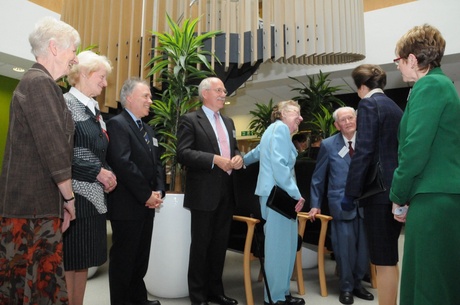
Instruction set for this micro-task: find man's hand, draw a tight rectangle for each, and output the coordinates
[231,155,244,170]
[146,191,163,209]
[307,207,321,221]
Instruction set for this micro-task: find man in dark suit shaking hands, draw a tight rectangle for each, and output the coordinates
[177,77,243,305]
[106,77,165,305]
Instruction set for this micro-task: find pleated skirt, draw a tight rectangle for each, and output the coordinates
[399,193,460,305]
[63,213,107,270]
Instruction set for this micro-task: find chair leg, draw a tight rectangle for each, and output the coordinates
[295,250,305,295]
[370,263,377,288]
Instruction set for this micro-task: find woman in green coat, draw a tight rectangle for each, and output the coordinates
[390,24,460,305]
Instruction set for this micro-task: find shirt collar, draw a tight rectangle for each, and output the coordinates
[69,87,97,115]
[364,88,384,98]
[342,132,356,146]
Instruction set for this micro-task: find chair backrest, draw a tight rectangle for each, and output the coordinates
[230,162,265,257]
[295,159,332,250]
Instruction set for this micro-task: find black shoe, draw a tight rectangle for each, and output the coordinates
[353,287,374,301]
[264,301,286,305]
[144,302,161,305]
[285,294,305,305]
[339,291,354,305]
[208,295,238,305]
[132,301,160,305]
[191,303,209,305]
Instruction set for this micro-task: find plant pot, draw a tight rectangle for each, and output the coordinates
[144,193,191,298]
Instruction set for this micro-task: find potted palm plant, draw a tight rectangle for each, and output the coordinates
[289,70,345,141]
[146,13,221,192]
[144,13,222,299]
[248,98,275,138]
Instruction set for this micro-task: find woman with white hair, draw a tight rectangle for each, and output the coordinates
[0,17,80,304]
[63,50,115,305]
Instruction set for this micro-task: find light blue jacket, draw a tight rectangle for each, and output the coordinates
[244,120,301,202]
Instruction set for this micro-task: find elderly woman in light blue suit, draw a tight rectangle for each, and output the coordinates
[244,100,305,305]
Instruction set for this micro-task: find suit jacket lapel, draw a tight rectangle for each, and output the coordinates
[196,108,221,155]
[335,133,351,165]
[122,110,154,159]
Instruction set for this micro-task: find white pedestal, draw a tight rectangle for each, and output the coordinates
[301,246,318,269]
[87,266,98,279]
[144,193,191,298]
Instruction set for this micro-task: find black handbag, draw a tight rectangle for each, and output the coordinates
[266,185,298,219]
[357,161,386,200]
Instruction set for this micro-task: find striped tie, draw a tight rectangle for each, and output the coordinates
[136,120,150,145]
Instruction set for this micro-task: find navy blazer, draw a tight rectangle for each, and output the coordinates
[345,93,402,205]
[177,107,240,211]
[106,110,165,220]
[310,132,358,220]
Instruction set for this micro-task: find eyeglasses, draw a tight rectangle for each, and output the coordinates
[393,57,403,66]
[206,88,228,95]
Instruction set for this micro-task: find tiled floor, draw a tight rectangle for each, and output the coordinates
[84,222,405,305]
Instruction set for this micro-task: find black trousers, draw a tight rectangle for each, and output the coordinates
[188,175,234,303]
[109,214,154,305]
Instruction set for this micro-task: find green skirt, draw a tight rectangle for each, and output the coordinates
[400,193,460,305]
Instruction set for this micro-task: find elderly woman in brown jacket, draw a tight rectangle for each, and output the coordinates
[0,17,80,305]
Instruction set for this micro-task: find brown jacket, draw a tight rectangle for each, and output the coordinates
[0,63,73,218]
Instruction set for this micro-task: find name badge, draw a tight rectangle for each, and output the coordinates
[338,146,348,158]
[152,137,159,147]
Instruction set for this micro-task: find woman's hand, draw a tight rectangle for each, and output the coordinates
[392,202,408,223]
[97,168,117,193]
[295,197,305,212]
[61,199,76,232]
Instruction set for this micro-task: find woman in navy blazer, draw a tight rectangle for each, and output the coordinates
[343,64,403,305]
[244,100,305,305]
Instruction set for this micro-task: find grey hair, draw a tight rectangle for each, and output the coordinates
[332,106,356,122]
[67,51,112,87]
[29,17,81,58]
[198,77,220,101]
[119,77,149,107]
[271,100,300,122]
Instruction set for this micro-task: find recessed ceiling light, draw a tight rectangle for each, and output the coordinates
[13,67,25,73]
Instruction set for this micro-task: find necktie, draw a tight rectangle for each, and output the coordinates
[348,141,354,157]
[214,112,231,175]
[137,120,150,145]
[96,109,109,141]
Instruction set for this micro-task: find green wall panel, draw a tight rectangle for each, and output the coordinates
[0,75,19,167]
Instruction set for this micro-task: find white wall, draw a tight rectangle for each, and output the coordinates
[0,0,59,63]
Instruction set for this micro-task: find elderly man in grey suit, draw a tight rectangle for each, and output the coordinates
[308,106,373,305]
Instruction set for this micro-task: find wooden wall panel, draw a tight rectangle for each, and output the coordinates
[60,0,369,110]
[104,0,121,108]
[141,0,154,80]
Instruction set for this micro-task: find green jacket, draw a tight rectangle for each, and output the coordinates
[390,67,460,204]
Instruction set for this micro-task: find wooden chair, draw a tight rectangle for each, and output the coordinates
[295,212,333,297]
[231,213,310,305]
[230,163,330,305]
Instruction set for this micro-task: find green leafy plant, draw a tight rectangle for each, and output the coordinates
[309,104,338,139]
[289,70,345,120]
[248,98,275,138]
[289,70,345,137]
[146,13,221,191]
